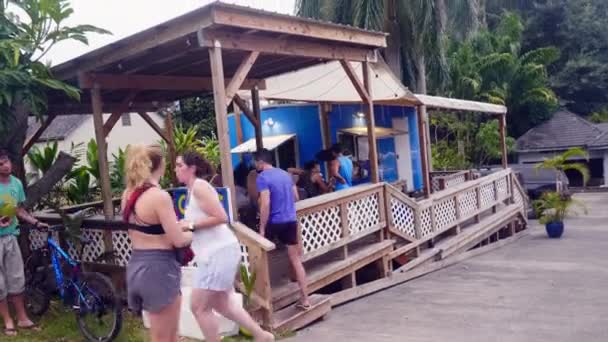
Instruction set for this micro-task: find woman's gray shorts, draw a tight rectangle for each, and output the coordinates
[127,249,180,314]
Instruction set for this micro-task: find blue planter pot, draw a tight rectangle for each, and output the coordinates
[545,221,564,238]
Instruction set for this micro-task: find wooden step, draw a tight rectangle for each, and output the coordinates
[437,204,521,258]
[272,294,331,332]
[272,240,394,310]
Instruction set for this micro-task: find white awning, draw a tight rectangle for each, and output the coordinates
[339,126,407,138]
[231,134,295,154]
[415,94,507,115]
[237,58,420,105]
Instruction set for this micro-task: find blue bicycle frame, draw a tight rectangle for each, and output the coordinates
[45,236,99,311]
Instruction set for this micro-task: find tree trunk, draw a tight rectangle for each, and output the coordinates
[23,152,76,209]
[0,102,30,183]
[383,0,402,79]
[478,0,487,29]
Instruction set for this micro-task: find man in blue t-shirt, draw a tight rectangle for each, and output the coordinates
[330,143,353,191]
[0,150,47,336]
[255,149,310,310]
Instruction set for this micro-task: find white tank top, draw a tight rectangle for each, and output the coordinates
[185,179,238,260]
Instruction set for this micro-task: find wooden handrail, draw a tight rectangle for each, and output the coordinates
[231,222,276,252]
[296,183,383,212]
[429,169,511,201]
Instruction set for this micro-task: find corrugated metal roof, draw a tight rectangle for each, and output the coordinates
[339,126,407,138]
[416,94,507,115]
[231,134,295,154]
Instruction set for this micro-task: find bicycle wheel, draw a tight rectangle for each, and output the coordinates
[23,253,51,317]
[75,272,122,342]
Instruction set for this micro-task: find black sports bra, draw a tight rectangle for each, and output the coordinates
[124,183,166,235]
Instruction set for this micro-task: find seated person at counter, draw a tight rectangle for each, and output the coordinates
[330,144,353,191]
[288,161,330,199]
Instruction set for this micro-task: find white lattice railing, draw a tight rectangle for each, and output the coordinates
[430,170,473,192]
[388,169,517,242]
[296,183,386,262]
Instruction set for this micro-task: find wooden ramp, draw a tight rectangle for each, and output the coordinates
[233,169,530,332]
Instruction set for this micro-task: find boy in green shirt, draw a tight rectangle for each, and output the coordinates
[0,150,47,336]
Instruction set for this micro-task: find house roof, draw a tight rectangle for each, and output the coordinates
[27,115,88,142]
[516,109,608,152]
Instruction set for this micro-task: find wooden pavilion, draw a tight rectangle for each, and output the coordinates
[27,2,528,332]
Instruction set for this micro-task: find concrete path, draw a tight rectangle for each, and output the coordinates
[289,193,608,342]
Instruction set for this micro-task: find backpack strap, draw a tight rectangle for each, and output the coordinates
[122,183,155,223]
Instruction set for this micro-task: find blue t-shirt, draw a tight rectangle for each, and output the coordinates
[0,175,26,236]
[335,156,353,191]
[256,168,296,224]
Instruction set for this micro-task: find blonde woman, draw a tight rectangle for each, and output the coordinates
[175,151,274,342]
[121,145,193,342]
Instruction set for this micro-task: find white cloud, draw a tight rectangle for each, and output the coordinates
[46,0,295,65]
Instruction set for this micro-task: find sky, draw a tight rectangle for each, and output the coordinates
[44,0,296,65]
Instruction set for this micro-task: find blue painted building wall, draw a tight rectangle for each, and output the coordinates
[227,104,423,190]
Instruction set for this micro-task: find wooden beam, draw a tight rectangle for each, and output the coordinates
[233,94,258,126]
[209,40,238,213]
[417,105,431,197]
[209,5,387,48]
[90,85,114,220]
[138,111,170,143]
[165,112,177,186]
[103,112,122,137]
[199,30,377,63]
[103,92,139,137]
[499,114,508,169]
[233,102,244,146]
[47,102,170,115]
[22,114,56,155]
[339,60,371,103]
[251,87,264,151]
[225,51,260,102]
[363,61,379,183]
[78,73,265,91]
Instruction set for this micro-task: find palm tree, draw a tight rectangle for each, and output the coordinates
[535,147,590,190]
[295,0,480,94]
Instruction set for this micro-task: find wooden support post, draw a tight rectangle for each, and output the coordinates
[91,85,114,255]
[22,114,56,155]
[499,114,508,169]
[319,103,332,178]
[165,112,177,186]
[103,112,122,137]
[420,105,433,172]
[339,202,355,289]
[475,186,481,223]
[251,87,264,152]
[233,102,244,146]
[209,40,238,213]
[363,61,379,183]
[417,105,431,197]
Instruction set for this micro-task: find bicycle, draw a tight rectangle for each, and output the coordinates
[24,224,122,342]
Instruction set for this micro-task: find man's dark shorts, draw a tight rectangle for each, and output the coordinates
[265,221,298,246]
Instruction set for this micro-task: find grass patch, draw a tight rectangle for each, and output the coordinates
[3,300,293,341]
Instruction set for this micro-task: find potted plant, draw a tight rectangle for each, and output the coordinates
[533,191,586,238]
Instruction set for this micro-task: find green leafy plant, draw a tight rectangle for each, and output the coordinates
[535,147,590,189]
[110,147,127,194]
[85,139,100,184]
[239,263,257,337]
[200,133,220,169]
[533,191,586,225]
[65,167,96,204]
[27,141,59,175]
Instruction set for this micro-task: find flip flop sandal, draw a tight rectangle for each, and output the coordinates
[295,302,312,311]
[4,327,17,336]
[18,323,41,331]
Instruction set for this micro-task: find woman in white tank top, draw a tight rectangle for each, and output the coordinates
[175,152,273,342]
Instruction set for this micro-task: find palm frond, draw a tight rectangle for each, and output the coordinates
[353,0,384,31]
[562,163,590,186]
